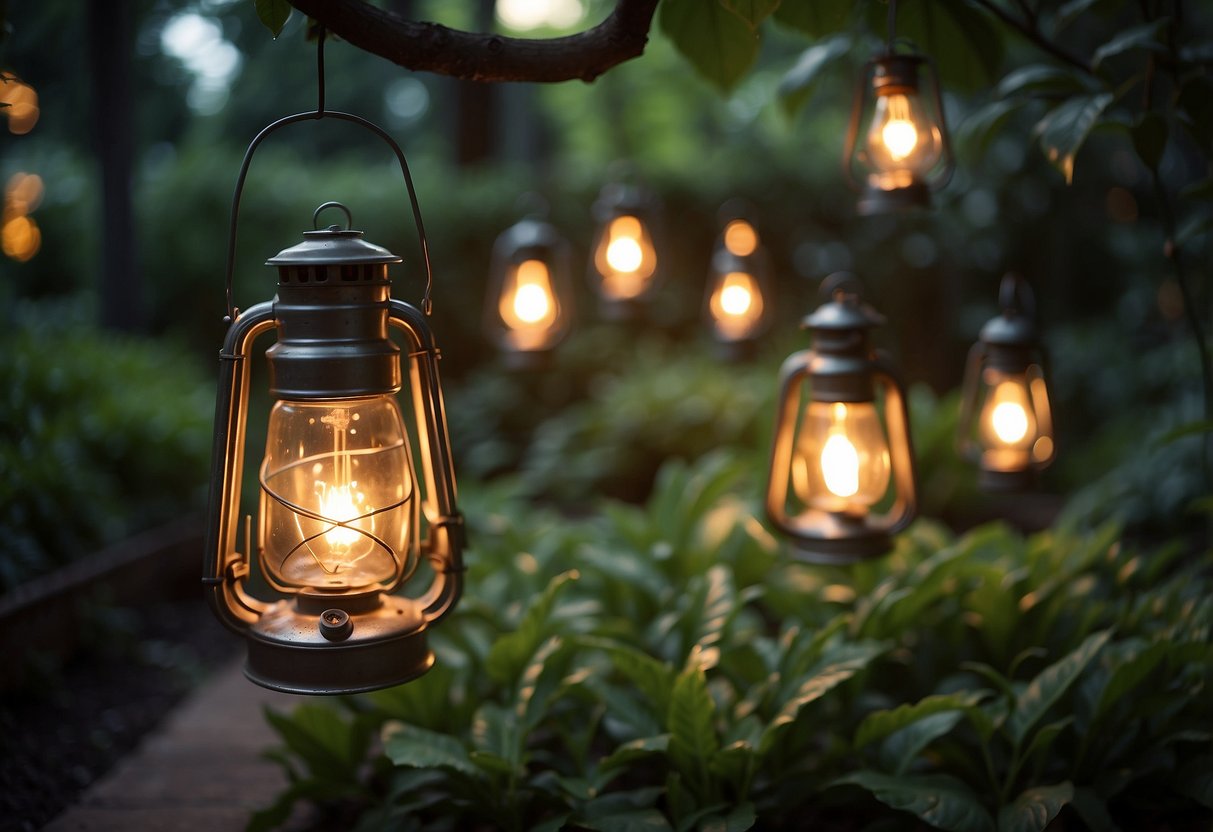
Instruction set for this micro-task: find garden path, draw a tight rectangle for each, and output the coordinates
[42,659,309,832]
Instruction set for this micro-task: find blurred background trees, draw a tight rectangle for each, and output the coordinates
[1,0,1209,579]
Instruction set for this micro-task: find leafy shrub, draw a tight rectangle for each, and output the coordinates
[252,454,1212,831]
[0,300,213,591]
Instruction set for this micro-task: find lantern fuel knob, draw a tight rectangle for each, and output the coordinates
[319,609,353,641]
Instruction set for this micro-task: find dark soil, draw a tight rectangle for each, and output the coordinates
[0,595,237,832]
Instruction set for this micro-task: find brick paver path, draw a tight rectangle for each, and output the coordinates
[43,660,309,831]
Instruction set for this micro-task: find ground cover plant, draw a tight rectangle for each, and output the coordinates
[251,453,1213,831]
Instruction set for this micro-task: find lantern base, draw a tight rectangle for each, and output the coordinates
[243,593,433,695]
[857,182,930,215]
[978,466,1037,493]
[785,510,893,564]
[713,338,757,363]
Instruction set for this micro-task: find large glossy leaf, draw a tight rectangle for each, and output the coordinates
[835,771,996,832]
[660,0,761,92]
[997,65,1091,99]
[856,690,989,749]
[892,0,1005,92]
[997,782,1074,832]
[1008,630,1111,746]
[1034,93,1114,184]
[881,711,968,775]
[486,569,578,686]
[721,0,780,28]
[777,34,852,116]
[667,665,719,788]
[1090,640,1169,726]
[698,802,757,832]
[264,704,370,780]
[383,722,479,777]
[587,637,677,720]
[254,0,291,37]
[1092,19,1169,68]
[600,734,672,771]
[772,0,851,36]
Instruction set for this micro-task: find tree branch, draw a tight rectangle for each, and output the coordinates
[969,0,1094,76]
[286,0,660,83]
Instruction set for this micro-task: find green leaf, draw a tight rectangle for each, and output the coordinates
[582,789,673,832]
[600,734,672,771]
[778,34,852,116]
[997,782,1074,832]
[835,771,996,832]
[762,641,885,753]
[882,711,968,776]
[720,0,780,29]
[699,802,757,832]
[855,690,989,749]
[254,0,291,37]
[1173,754,1213,808]
[772,0,851,36]
[1009,630,1112,746]
[1091,641,1169,725]
[997,65,1090,99]
[1092,19,1169,68]
[1034,93,1114,183]
[958,98,1025,157]
[383,722,479,777]
[660,0,761,92]
[1021,717,1074,767]
[667,665,719,788]
[263,704,369,781]
[486,570,578,686]
[892,0,1005,92]
[587,637,677,720]
[1131,112,1168,172]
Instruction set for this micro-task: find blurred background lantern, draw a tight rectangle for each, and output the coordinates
[704,203,771,359]
[484,198,573,368]
[766,275,917,562]
[588,177,660,320]
[957,273,1056,491]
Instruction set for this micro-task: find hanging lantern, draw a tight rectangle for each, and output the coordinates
[766,276,917,562]
[844,49,954,214]
[957,274,1055,490]
[204,202,464,695]
[588,181,659,319]
[484,211,573,368]
[704,209,771,358]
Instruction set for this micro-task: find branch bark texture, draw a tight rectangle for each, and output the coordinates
[287,0,660,83]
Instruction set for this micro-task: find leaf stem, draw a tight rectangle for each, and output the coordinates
[970,0,1094,76]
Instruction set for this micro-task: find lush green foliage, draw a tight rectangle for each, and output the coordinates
[0,300,213,591]
[252,454,1212,831]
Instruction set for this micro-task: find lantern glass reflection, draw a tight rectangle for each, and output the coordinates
[260,397,414,591]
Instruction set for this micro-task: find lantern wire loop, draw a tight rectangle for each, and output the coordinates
[820,271,863,302]
[222,25,436,321]
[313,201,353,231]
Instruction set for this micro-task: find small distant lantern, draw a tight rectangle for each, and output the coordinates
[957,274,1055,490]
[484,209,573,368]
[205,202,464,695]
[844,48,954,214]
[766,276,917,563]
[704,209,771,358]
[588,180,659,319]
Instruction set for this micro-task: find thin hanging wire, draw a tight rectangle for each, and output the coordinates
[223,26,435,320]
[886,0,898,53]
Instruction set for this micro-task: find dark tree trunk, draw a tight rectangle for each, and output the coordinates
[88,0,142,332]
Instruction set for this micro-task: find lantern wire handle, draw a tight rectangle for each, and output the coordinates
[886,0,897,53]
[999,273,1035,320]
[222,25,435,321]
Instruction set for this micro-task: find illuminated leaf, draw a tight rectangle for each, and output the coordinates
[1034,93,1114,183]
[660,0,760,92]
[835,771,996,832]
[254,0,291,37]
[997,782,1074,832]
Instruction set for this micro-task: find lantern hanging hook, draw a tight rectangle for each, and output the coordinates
[998,273,1036,320]
[222,25,435,322]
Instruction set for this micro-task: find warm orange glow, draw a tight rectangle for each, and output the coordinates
[6,172,43,214]
[594,214,656,300]
[709,271,764,339]
[863,89,941,190]
[497,259,559,351]
[723,220,758,257]
[792,401,891,512]
[2,214,40,261]
[0,78,40,135]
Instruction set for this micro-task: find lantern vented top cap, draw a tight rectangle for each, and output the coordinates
[980,274,1037,346]
[265,202,402,267]
[496,216,563,254]
[802,273,886,331]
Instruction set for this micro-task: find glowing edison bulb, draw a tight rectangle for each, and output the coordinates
[595,214,656,300]
[864,91,942,189]
[261,399,413,590]
[792,401,891,512]
[710,271,764,340]
[980,377,1036,448]
[501,259,556,328]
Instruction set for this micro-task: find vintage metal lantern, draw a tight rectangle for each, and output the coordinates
[704,210,770,358]
[844,47,954,214]
[205,201,464,695]
[588,180,659,319]
[766,277,917,562]
[484,210,573,367]
[957,274,1055,490]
